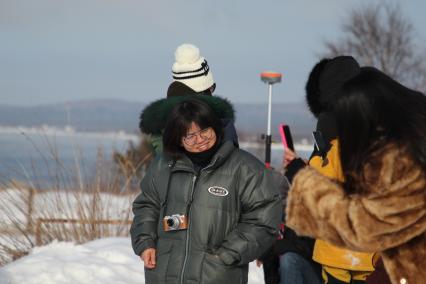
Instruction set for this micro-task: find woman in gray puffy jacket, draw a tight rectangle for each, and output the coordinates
[130,98,283,284]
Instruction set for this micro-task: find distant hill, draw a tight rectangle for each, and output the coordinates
[0,99,316,141]
[0,99,144,133]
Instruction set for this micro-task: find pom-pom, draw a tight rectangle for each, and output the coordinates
[175,44,200,64]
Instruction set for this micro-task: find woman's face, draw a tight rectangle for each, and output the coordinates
[182,122,217,153]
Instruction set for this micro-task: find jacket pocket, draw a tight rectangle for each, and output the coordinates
[201,252,243,284]
[144,241,173,284]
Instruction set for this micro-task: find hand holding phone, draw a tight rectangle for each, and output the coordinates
[279,124,294,151]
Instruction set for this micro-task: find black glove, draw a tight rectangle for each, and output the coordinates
[284,158,306,184]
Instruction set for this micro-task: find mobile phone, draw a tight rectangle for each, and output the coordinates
[279,124,294,151]
[312,131,327,154]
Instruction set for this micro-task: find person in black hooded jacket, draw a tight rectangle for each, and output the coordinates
[262,56,365,284]
[140,43,239,156]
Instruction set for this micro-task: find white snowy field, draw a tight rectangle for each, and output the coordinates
[0,237,265,284]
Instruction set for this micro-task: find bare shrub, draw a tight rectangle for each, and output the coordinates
[0,134,143,265]
[113,134,154,182]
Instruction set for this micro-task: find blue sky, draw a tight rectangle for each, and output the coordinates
[1,0,425,106]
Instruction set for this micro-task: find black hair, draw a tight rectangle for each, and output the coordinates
[166,82,215,98]
[163,98,224,159]
[166,81,198,98]
[334,67,426,193]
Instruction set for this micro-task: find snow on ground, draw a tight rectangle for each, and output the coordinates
[0,187,268,283]
[0,188,136,263]
[0,237,265,284]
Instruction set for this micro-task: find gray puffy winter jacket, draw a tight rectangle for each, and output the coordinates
[130,141,283,284]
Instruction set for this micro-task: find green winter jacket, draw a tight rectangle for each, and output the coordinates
[130,141,283,284]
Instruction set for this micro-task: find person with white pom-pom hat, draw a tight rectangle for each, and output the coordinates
[139,43,239,155]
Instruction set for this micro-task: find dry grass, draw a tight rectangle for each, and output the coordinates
[0,134,152,266]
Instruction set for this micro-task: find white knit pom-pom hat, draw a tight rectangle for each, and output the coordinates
[172,43,215,92]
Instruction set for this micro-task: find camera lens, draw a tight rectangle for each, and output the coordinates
[167,216,181,230]
[167,218,175,227]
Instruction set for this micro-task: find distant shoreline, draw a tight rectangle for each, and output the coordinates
[0,125,313,152]
[239,141,313,152]
[0,125,139,141]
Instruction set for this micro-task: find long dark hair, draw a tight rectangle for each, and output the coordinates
[334,67,426,193]
[163,98,224,159]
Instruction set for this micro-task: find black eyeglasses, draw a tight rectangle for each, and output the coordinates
[183,127,214,146]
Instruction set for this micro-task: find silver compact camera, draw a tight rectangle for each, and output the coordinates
[163,214,188,231]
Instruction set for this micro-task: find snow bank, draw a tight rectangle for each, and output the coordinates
[0,237,265,284]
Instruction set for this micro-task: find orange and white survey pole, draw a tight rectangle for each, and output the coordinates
[260,72,282,168]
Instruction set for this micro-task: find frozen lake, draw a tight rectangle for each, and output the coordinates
[0,128,313,185]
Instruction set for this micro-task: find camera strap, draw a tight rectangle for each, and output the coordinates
[161,160,176,218]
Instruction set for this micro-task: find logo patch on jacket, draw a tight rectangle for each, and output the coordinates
[207,186,229,197]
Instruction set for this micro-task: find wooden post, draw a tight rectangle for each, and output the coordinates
[34,218,132,246]
[35,219,42,246]
[26,188,35,233]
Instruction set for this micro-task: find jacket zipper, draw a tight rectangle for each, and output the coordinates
[180,174,198,284]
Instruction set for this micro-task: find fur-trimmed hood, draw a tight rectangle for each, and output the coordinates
[139,95,235,135]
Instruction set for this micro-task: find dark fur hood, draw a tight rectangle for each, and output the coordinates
[139,95,235,135]
[305,56,360,118]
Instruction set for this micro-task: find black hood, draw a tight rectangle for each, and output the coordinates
[305,56,360,118]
